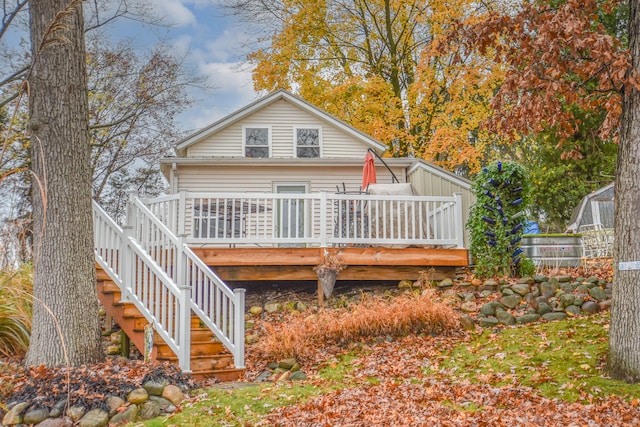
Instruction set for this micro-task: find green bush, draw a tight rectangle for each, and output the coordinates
[0,264,32,357]
[468,161,531,277]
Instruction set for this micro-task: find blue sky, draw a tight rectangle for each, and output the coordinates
[114,0,260,131]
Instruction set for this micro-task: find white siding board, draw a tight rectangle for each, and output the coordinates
[184,99,375,159]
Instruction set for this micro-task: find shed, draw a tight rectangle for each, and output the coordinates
[565,182,615,233]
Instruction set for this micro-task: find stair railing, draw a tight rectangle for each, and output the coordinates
[94,198,245,371]
[128,197,245,369]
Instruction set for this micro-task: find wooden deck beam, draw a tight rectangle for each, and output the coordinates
[191,247,468,268]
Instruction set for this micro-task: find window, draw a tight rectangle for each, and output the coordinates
[244,127,270,158]
[295,127,320,158]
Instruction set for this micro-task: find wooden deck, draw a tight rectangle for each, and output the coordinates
[191,247,468,282]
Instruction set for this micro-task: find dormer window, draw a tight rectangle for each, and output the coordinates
[295,127,321,158]
[244,126,270,158]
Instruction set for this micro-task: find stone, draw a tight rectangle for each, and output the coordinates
[576,284,589,293]
[161,384,185,406]
[530,287,540,298]
[110,331,122,344]
[50,399,67,418]
[534,295,548,304]
[78,409,109,427]
[540,282,556,298]
[459,292,476,302]
[2,401,28,425]
[496,308,516,326]
[478,317,499,327]
[245,319,256,329]
[460,315,476,331]
[560,282,575,293]
[256,370,273,382]
[267,362,279,370]
[35,417,74,427]
[587,276,599,283]
[108,404,139,425]
[127,387,149,404]
[278,358,297,370]
[581,301,600,314]
[537,302,552,316]
[438,278,454,288]
[144,379,168,396]
[501,288,515,296]
[246,333,260,344]
[565,305,581,316]
[589,287,608,302]
[559,293,575,307]
[479,290,493,298]
[555,275,572,283]
[572,293,586,305]
[23,406,49,424]
[460,301,477,313]
[599,300,612,311]
[277,371,292,382]
[480,301,502,316]
[500,294,521,309]
[471,278,483,286]
[67,405,87,422]
[295,301,308,311]
[290,362,301,372]
[516,314,540,324]
[534,275,548,283]
[290,371,307,381]
[511,284,531,296]
[264,302,281,313]
[139,400,161,420]
[517,277,534,285]
[105,395,126,416]
[106,344,121,355]
[481,279,499,291]
[398,279,413,289]
[542,312,567,321]
[149,396,177,413]
[249,306,263,316]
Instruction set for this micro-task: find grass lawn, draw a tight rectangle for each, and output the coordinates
[134,312,640,426]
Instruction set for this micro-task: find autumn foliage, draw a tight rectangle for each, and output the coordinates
[452,0,635,149]
[253,291,459,362]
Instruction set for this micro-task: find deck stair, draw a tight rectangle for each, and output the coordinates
[96,269,243,381]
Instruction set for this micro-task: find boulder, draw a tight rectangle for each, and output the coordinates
[35,417,74,427]
[23,406,49,425]
[149,396,177,413]
[2,402,28,425]
[460,315,476,331]
[290,371,308,381]
[478,317,499,327]
[496,308,516,326]
[581,301,600,314]
[480,301,502,316]
[161,384,186,406]
[589,287,607,302]
[127,387,149,404]
[511,283,531,296]
[460,301,477,313]
[78,409,109,427]
[516,314,540,324]
[139,400,161,420]
[500,294,521,309]
[108,404,139,425]
[278,358,298,370]
[565,305,581,316]
[249,306,263,316]
[143,379,168,396]
[542,312,567,321]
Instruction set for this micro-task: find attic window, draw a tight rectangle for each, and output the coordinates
[244,127,270,158]
[295,127,320,158]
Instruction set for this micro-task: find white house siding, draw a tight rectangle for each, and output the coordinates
[186,99,372,159]
[407,163,474,249]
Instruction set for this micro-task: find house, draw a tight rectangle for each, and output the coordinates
[93,89,472,380]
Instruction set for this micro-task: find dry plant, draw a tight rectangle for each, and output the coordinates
[0,264,33,358]
[254,290,460,361]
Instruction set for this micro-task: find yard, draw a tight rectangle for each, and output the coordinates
[2,260,639,426]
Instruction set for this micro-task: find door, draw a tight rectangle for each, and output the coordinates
[275,184,307,246]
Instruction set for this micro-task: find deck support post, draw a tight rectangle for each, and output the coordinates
[317,279,324,306]
[233,288,246,368]
[176,235,191,373]
[454,192,464,248]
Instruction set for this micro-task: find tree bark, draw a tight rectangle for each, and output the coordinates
[25,0,102,366]
[608,0,640,382]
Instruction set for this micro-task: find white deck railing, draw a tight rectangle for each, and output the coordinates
[144,191,465,248]
[93,200,245,371]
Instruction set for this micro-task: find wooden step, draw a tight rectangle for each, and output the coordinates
[156,340,225,358]
[191,367,245,382]
[159,353,235,372]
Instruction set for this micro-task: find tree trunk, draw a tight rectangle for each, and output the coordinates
[25,0,102,366]
[608,0,640,383]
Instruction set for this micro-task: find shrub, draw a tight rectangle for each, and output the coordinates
[468,161,531,277]
[254,291,460,361]
[0,264,33,358]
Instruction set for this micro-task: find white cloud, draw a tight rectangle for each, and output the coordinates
[153,0,196,27]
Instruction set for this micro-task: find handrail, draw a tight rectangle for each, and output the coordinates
[145,191,465,249]
[367,148,399,183]
[93,198,245,371]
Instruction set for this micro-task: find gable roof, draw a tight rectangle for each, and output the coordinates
[175,89,388,156]
[407,159,473,190]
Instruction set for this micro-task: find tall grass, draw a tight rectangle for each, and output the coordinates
[0,264,32,358]
[255,290,460,361]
